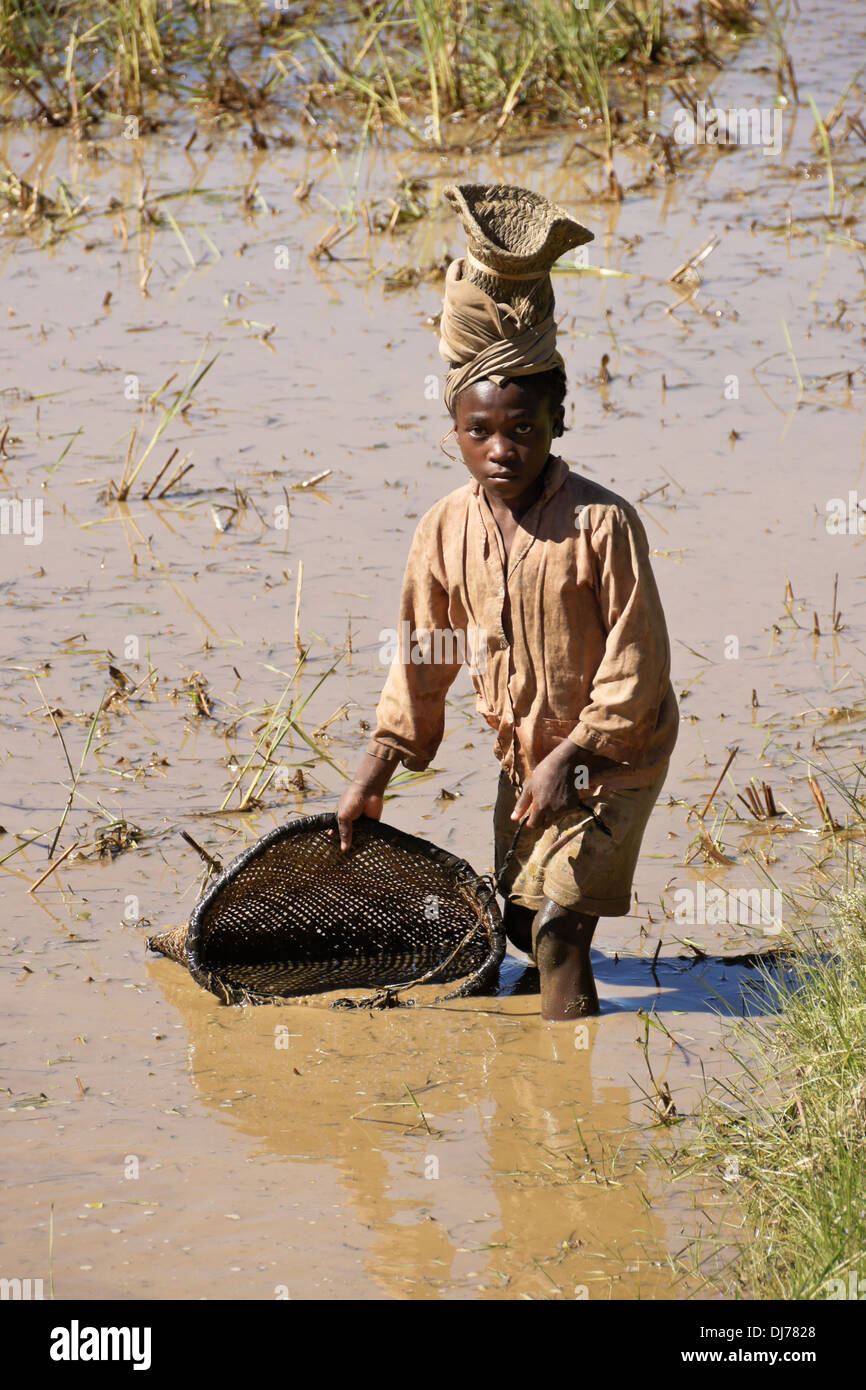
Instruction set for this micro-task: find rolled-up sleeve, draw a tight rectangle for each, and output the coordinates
[366,510,464,771]
[568,505,672,766]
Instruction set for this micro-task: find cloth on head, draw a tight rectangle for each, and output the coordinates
[439,260,564,414]
[437,183,593,414]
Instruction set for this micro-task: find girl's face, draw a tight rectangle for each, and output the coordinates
[453,378,561,510]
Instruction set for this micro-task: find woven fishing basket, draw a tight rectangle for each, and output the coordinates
[148,813,505,1005]
[443,182,594,324]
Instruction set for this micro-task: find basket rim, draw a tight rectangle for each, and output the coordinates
[185,812,505,998]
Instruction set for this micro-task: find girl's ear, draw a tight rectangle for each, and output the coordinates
[552,403,566,439]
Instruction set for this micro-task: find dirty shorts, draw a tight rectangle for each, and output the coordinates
[493,766,669,917]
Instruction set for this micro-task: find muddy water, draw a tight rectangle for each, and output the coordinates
[2,1,865,1299]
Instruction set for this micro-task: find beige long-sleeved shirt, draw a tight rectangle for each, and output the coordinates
[367,455,679,793]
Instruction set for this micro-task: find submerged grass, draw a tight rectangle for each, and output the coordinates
[0,0,759,145]
[677,874,866,1299]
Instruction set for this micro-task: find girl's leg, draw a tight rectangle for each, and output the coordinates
[502,899,536,957]
[532,900,600,1020]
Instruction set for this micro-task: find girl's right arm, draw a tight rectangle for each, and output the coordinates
[335,751,397,850]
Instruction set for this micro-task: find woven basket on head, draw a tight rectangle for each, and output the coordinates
[443,183,594,325]
[148,813,505,1005]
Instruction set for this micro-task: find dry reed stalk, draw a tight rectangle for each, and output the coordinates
[698,746,739,820]
[807,775,838,831]
[141,447,178,500]
[27,841,81,894]
[156,457,194,497]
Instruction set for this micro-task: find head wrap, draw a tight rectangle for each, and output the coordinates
[437,183,593,414]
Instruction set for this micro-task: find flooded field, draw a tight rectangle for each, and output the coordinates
[2,0,864,1299]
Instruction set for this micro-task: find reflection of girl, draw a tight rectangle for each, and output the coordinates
[154,960,669,1299]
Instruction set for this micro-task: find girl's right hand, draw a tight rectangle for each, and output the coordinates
[335,783,384,851]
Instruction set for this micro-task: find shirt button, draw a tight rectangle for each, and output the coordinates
[499,636,508,650]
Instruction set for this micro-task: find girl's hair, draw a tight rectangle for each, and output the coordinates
[449,366,568,437]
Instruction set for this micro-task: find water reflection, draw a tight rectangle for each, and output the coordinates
[154,958,701,1298]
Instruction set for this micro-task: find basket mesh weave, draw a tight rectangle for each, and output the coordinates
[148,813,505,1004]
[443,183,593,324]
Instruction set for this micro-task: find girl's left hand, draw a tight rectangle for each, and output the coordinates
[512,743,615,830]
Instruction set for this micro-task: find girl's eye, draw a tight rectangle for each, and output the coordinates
[466,423,533,438]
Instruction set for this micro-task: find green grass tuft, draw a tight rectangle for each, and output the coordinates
[680,878,866,1299]
[0,0,759,142]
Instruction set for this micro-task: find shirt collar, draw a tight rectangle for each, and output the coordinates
[539,453,570,504]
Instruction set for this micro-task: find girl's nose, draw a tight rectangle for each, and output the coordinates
[488,434,517,461]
